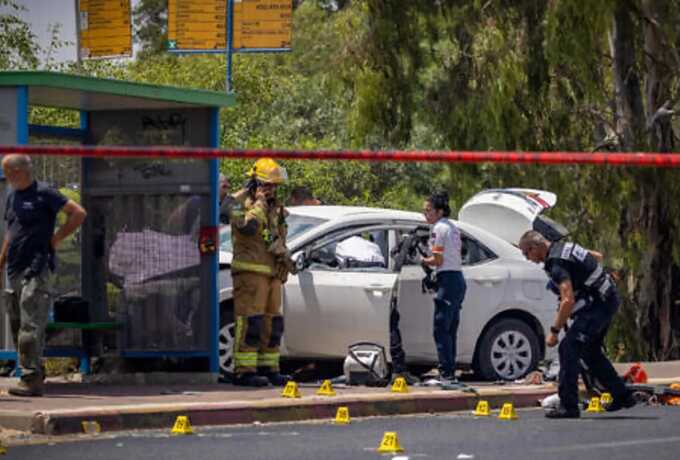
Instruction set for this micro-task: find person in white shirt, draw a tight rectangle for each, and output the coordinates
[421,191,466,383]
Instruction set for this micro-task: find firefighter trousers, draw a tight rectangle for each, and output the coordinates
[232,272,283,375]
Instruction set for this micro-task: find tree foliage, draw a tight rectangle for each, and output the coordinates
[132,0,168,59]
[0,0,40,69]
[18,0,680,360]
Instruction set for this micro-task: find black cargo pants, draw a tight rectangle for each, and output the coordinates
[558,291,628,411]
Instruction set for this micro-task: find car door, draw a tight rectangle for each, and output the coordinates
[282,226,397,359]
[396,227,508,365]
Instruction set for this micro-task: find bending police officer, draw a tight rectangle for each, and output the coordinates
[229,158,293,387]
[519,230,636,418]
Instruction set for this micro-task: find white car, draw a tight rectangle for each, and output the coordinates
[218,189,559,381]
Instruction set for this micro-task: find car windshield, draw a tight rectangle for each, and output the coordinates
[219,214,327,253]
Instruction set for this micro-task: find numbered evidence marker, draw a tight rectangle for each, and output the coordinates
[600,392,613,405]
[281,381,301,398]
[498,402,518,420]
[171,415,193,435]
[81,420,101,434]
[473,400,490,416]
[334,406,350,424]
[586,396,605,413]
[377,431,404,454]
[391,376,409,393]
[317,379,336,396]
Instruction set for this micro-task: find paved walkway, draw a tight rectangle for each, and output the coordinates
[0,361,678,438]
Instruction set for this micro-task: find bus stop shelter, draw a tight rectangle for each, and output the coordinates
[0,71,235,378]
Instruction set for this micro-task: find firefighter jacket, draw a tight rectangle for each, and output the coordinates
[230,196,288,278]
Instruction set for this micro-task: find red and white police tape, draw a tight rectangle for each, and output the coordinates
[2,144,680,167]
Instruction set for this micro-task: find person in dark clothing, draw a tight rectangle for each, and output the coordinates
[0,154,86,397]
[287,186,321,206]
[519,230,636,418]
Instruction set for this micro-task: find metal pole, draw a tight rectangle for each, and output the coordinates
[226,0,234,93]
[74,0,82,63]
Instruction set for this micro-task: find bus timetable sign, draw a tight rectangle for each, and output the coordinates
[167,0,292,51]
[78,0,132,58]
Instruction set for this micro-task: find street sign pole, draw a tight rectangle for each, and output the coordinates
[74,0,82,63]
[226,0,234,93]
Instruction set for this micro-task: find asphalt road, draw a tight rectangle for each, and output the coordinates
[7,405,680,460]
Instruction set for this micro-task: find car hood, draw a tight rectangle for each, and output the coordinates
[458,188,556,246]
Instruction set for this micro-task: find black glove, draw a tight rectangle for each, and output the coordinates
[243,177,258,195]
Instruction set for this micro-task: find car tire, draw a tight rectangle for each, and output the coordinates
[476,318,540,381]
[218,300,235,383]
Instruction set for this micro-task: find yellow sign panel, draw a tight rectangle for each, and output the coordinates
[79,0,132,58]
[168,0,227,50]
[167,0,292,51]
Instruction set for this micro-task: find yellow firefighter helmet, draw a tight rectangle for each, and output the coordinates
[247,158,288,184]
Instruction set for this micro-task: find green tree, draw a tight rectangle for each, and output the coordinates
[0,0,40,69]
[133,0,168,58]
[353,0,680,360]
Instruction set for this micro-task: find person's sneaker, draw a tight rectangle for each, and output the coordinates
[8,379,44,397]
[232,372,270,387]
[440,373,458,383]
[392,371,420,386]
[605,393,637,412]
[545,405,580,419]
[260,371,291,387]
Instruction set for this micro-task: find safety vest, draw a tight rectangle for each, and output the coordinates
[230,197,287,276]
[544,242,614,314]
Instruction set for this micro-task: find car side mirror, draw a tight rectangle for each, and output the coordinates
[295,251,308,273]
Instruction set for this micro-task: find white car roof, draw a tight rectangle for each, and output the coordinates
[286,205,523,260]
[288,205,423,222]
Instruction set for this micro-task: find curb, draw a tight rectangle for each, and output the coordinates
[4,386,556,436]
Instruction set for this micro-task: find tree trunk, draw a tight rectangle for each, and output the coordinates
[614,0,679,359]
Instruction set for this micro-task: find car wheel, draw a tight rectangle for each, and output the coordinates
[476,318,540,381]
[218,301,235,382]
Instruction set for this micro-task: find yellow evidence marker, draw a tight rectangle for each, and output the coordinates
[391,376,409,393]
[586,396,605,413]
[334,406,350,424]
[498,403,518,420]
[81,420,101,434]
[317,379,336,396]
[600,392,613,405]
[171,415,193,435]
[473,400,490,416]
[377,431,404,454]
[281,381,301,398]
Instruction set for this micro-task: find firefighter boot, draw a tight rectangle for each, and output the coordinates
[260,370,291,387]
[232,372,270,387]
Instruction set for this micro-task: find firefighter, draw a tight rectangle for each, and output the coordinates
[519,230,636,418]
[229,158,294,387]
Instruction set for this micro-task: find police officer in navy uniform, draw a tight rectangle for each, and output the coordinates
[518,230,636,418]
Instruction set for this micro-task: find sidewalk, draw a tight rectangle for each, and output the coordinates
[0,377,557,436]
[1,361,678,437]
